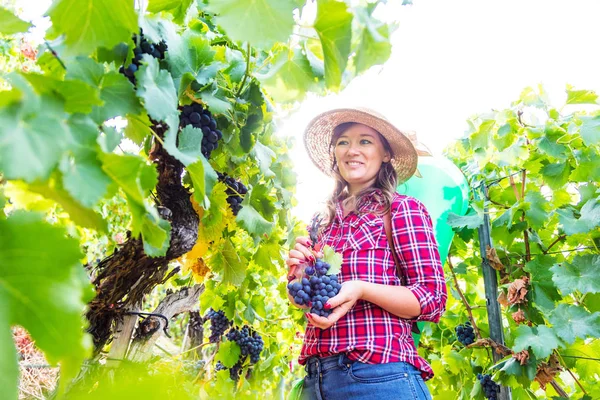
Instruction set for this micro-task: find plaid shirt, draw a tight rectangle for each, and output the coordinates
[299,192,447,380]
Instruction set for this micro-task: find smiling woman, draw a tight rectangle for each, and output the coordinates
[285,107,447,400]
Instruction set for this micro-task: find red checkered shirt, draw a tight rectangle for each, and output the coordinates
[299,192,447,380]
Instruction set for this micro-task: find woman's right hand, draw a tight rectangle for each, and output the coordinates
[285,236,322,310]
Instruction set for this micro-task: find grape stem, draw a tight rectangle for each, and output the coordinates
[235,42,252,98]
[555,351,588,395]
[447,255,482,340]
[44,40,66,70]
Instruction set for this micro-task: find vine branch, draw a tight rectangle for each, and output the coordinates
[447,256,482,339]
[235,42,252,98]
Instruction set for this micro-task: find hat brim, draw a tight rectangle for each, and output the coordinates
[303,108,418,183]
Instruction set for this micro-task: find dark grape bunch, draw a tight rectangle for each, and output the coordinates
[477,373,501,400]
[217,172,247,216]
[226,325,264,364]
[119,29,167,84]
[206,308,231,343]
[455,321,475,345]
[287,258,342,317]
[179,103,222,159]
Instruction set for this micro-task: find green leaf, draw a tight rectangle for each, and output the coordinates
[25,74,104,114]
[512,325,560,359]
[446,211,483,229]
[136,56,178,122]
[236,205,274,237]
[566,86,598,105]
[187,159,217,209]
[0,212,93,397]
[522,191,549,230]
[65,57,105,86]
[92,72,142,123]
[0,90,71,182]
[550,254,600,296]
[0,7,32,34]
[541,162,571,190]
[206,0,297,48]
[47,0,137,55]
[59,151,111,208]
[252,141,276,178]
[557,198,600,235]
[524,256,562,310]
[167,30,215,81]
[209,239,246,286]
[314,0,353,89]
[125,113,153,145]
[470,120,495,150]
[216,341,241,368]
[147,0,193,23]
[257,47,315,103]
[198,91,232,115]
[579,115,600,146]
[323,245,343,275]
[353,7,392,74]
[100,153,157,205]
[549,304,600,344]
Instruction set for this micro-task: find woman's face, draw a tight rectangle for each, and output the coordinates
[333,123,391,195]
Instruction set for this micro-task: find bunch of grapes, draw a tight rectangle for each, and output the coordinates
[217,172,247,215]
[226,325,264,364]
[119,29,167,84]
[455,321,475,345]
[287,258,342,318]
[477,373,501,400]
[179,103,222,159]
[215,361,227,371]
[206,308,231,343]
[182,359,204,377]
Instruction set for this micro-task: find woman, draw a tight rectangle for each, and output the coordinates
[286,108,447,400]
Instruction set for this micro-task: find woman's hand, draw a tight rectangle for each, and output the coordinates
[285,236,322,282]
[305,280,364,329]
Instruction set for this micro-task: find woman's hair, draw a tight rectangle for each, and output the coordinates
[320,122,398,229]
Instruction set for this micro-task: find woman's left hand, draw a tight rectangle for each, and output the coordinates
[306,280,364,329]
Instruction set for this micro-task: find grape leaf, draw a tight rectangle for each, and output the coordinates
[148,0,193,24]
[207,239,246,286]
[323,245,343,275]
[252,141,276,178]
[524,256,562,310]
[92,72,142,124]
[26,174,108,232]
[0,90,70,182]
[566,86,599,104]
[125,113,153,145]
[128,198,172,257]
[550,254,600,296]
[100,153,157,205]
[167,30,215,80]
[60,151,111,208]
[187,159,218,210]
[257,47,314,103]
[206,0,297,48]
[314,0,353,89]
[47,0,137,55]
[236,205,274,237]
[579,115,600,146]
[65,57,105,86]
[0,212,94,398]
[216,341,241,368]
[353,7,392,74]
[522,191,549,230]
[549,304,600,344]
[512,325,560,359]
[556,198,600,235]
[136,56,178,122]
[0,7,32,34]
[541,162,571,190]
[446,211,483,229]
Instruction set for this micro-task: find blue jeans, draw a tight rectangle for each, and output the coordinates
[302,354,432,400]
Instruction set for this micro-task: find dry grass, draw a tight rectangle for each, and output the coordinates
[13,327,59,400]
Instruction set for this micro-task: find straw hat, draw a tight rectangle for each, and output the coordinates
[303,107,423,183]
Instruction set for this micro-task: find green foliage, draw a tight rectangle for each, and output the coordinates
[422,85,600,398]
[0,0,396,398]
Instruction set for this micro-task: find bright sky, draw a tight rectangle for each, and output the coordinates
[12,0,600,223]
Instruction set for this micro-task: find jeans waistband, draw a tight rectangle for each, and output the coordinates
[305,354,351,376]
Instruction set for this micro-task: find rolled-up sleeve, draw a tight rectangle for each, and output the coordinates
[391,196,447,323]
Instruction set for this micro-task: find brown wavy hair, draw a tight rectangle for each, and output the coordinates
[320,122,399,229]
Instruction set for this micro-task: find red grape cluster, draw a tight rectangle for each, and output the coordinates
[477,373,501,399]
[179,103,222,159]
[455,321,475,345]
[119,30,167,84]
[288,258,342,317]
[206,308,230,343]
